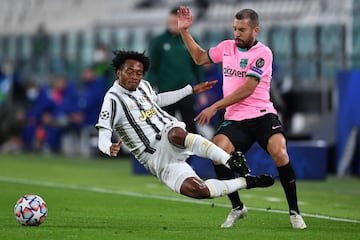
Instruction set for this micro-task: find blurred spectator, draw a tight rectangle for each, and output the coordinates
[0,62,10,110]
[21,80,54,153]
[50,75,83,127]
[78,67,106,127]
[49,74,83,154]
[146,6,205,134]
[92,43,115,90]
[32,23,50,74]
[0,109,25,153]
[33,23,49,59]
[0,60,24,107]
[0,60,25,149]
[77,67,106,156]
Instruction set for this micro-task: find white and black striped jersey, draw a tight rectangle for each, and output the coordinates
[96,80,191,161]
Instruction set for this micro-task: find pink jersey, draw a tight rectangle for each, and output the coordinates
[209,40,277,121]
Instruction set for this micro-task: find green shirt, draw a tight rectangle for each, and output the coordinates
[146,30,204,92]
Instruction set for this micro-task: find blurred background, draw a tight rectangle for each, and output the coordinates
[0,0,359,178]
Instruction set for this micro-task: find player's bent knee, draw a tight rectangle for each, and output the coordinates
[168,127,187,146]
[180,177,210,199]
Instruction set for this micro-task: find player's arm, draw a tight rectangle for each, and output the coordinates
[156,80,217,107]
[213,76,258,109]
[178,6,211,65]
[96,96,122,157]
[98,128,122,157]
[195,76,259,125]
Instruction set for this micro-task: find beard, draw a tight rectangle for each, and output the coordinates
[235,37,253,49]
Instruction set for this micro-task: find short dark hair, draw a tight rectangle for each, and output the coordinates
[111,50,150,73]
[170,6,179,15]
[235,9,259,28]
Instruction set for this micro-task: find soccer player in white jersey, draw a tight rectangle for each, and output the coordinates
[96,50,274,203]
[178,6,306,229]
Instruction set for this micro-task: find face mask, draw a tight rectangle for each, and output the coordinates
[26,88,39,101]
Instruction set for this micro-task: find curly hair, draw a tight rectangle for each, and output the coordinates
[111,50,151,73]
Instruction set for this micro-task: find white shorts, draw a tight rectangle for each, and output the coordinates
[146,122,201,193]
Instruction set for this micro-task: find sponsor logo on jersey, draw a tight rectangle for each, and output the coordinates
[223,66,246,78]
[139,107,157,121]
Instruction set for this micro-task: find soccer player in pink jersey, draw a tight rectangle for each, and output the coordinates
[177,6,306,229]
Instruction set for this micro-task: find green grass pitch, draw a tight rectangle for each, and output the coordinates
[0,153,359,240]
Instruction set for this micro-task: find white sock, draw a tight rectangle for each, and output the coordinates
[204,178,247,197]
[184,133,230,165]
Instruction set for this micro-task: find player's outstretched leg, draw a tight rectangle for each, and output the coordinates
[227,152,274,188]
[226,151,250,176]
[245,174,274,189]
[203,174,274,198]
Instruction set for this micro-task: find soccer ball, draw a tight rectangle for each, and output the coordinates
[14,194,48,226]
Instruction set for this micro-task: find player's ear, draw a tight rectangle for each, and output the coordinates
[253,26,259,35]
[116,69,121,78]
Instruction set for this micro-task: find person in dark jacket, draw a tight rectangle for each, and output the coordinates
[146,7,205,134]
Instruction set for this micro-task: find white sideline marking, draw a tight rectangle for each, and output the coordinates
[1,176,359,224]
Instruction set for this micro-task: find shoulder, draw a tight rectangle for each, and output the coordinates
[215,40,235,48]
[105,84,120,98]
[140,80,154,92]
[210,40,237,54]
[255,41,272,55]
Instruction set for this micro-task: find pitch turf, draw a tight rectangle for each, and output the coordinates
[0,153,359,240]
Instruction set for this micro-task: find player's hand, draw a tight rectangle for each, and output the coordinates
[192,80,218,94]
[177,6,193,30]
[109,140,122,157]
[194,105,217,125]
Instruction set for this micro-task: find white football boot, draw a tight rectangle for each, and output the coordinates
[290,210,307,229]
[221,205,248,228]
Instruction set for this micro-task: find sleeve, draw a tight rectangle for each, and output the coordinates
[98,127,112,156]
[246,47,273,81]
[156,85,193,107]
[95,94,116,131]
[95,93,120,156]
[208,40,228,64]
[141,80,193,107]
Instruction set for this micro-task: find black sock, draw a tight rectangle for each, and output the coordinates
[213,164,244,209]
[277,162,300,215]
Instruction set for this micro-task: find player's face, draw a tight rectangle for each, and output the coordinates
[233,18,259,48]
[167,14,180,35]
[117,59,144,91]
